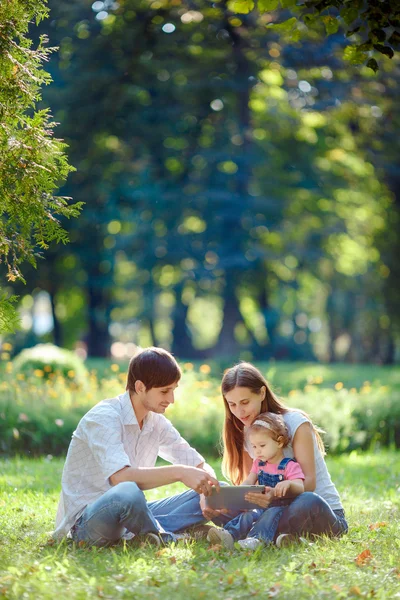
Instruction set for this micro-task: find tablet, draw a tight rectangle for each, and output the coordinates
[205,485,265,511]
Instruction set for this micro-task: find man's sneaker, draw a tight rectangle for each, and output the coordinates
[275,533,307,548]
[206,527,234,550]
[141,532,162,547]
[237,538,263,551]
[184,524,214,541]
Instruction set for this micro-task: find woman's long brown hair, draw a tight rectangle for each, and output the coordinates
[221,362,325,485]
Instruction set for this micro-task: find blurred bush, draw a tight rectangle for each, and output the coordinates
[12,344,89,387]
[0,357,399,457]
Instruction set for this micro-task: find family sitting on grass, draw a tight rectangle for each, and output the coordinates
[54,347,347,549]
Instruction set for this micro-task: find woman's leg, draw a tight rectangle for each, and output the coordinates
[275,492,348,539]
[72,481,173,546]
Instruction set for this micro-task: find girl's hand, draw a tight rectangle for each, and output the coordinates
[199,494,229,520]
[274,480,291,498]
[245,486,274,508]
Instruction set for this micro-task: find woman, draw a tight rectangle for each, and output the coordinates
[219,362,347,546]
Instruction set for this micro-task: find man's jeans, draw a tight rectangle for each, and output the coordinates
[71,481,209,546]
[221,492,348,544]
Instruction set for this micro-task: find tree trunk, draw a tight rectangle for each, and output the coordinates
[86,276,112,357]
[171,285,198,358]
[49,289,63,347]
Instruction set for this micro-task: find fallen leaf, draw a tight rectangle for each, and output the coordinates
[268,583,281,597]
[209,544,223,552]
[169,556,176,564]
[226,575,234,585]
[349,586,362,596]
[368,522,387,530]
[355,549,373,566]
[303,574,313,587]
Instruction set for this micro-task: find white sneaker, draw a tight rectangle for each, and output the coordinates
[206,527,234,550]
[237,538,262,551]
[275,533,307,548]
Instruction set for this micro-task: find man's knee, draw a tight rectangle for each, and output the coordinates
[111,481,147,510]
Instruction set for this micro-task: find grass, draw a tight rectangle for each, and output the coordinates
[1,451,400,599]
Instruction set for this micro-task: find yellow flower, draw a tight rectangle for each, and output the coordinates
[6,362,13,373]
[314,376,323,384]
[199,364,211,375]
[2,342,13,351]
[67,370,75,378]
[44,365,52,372]
[111,364,119,372]
[1,352,10,360]
[34,369,44,378]
[184,362,194,371]
[16,373,25,381]
[334,382,344,391]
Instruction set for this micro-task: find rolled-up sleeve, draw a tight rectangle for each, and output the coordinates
[158,418,204,466]
[80,411,132,482]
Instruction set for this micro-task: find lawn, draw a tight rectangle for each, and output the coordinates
[0,451,399,600]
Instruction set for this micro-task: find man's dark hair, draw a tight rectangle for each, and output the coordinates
[126,347,181,392]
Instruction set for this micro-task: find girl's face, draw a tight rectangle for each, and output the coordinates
[225,386,265,426]
[249,430,283,463]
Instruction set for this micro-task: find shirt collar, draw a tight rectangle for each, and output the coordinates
[120,391,154,432]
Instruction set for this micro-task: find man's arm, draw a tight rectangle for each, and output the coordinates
[197,461,217,479]
[110,464,220,495]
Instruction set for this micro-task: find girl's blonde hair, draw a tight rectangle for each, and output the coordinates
[247,412,290,448]
[221,362,325,485]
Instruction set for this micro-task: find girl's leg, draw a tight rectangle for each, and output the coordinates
[245,506,285,544]
[223,509,264,541]
[72,481,172,546]
[275,492,348,539]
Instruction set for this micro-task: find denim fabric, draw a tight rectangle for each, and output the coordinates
[274,492,348,539]
[221,492,348,544]
[257,457,294,488]
[71,481,208,546]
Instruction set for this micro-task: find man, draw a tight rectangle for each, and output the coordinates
[54,347,219,546]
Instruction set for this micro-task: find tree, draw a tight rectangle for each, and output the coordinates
[0,0,80,333]
[229,0,400,71]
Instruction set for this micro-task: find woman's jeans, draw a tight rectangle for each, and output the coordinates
[222,492,348,544]
[71,481,210,546]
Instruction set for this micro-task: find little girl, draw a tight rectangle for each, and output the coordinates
[207,413,305,550]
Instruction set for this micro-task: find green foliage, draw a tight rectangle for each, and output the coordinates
[1,360,399,457]
[0,0,81,332]
[12,343,88,385]
[0,452,399,598]
[254,0,400,70]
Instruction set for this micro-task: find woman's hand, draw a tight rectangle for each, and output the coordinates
[245,486,274,508]
[199,494,229,520]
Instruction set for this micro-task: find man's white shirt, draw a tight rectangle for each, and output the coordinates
[54,391,204,538]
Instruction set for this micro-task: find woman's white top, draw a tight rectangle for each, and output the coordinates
[244,410,343,511]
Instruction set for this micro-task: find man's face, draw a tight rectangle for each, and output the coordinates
[141,382,179,414]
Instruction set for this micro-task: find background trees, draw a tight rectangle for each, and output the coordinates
[0,0,80,333]
[3,0,399,362]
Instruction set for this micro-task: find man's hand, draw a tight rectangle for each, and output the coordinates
[245,486,274,508]
[274,480,291,498]
[179,466,220,496]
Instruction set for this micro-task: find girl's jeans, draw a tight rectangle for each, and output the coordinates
[222,492,348,544]
[70,481,212,546]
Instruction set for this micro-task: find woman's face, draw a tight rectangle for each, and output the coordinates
[225,386,265,426]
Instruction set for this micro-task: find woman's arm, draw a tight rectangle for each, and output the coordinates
[292,422,316,492]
